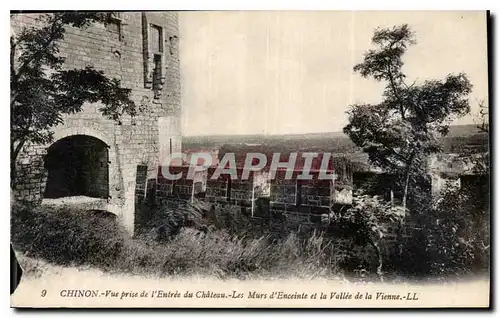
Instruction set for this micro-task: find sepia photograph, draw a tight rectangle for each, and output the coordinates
[9,9,490,308]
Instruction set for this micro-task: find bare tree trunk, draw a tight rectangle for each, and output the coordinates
[402,154,415,210]
[402,166,411,210]
[11,139,25,188]
[369,239,384,282]
[398,163,412,258]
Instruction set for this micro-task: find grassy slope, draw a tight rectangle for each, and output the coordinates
[11,202,363,281]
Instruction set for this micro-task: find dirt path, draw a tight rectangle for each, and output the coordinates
[11,254,490,308]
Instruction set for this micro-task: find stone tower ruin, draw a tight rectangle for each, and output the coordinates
[11,12,182,234]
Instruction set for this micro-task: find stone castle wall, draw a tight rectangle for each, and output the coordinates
[148,165,344,231]
[140,152,487,237]
[11,12,182,234]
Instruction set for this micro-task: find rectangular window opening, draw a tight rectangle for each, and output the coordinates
[150,24,163,54]
[153,54,162,92]
[106,13,122,41]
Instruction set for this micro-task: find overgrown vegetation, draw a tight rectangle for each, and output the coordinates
[337,24,488,281]
[421,181,490,278]
[11,180,489,281]
[11,201,360,280]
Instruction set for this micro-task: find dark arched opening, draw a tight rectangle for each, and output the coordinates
[44,135,109,199]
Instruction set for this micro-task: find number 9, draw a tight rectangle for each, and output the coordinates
[41,289,47,297]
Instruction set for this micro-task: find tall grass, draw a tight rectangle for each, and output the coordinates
[11,201,352,280]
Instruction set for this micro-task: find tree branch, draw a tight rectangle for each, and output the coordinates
[12,139,26,163]
[391,148,410,163]
[386,64,406,120]
[384,40,417,121]
[10,36,18,106]
[10,36,17,80]
[16,14,64,76]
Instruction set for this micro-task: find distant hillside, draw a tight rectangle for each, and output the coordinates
[182,131,352,150]
[447,124,487,137]
[182,124,488,154]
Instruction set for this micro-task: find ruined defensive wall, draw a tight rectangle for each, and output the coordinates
[134,156,368,234]
[134,150,487,239]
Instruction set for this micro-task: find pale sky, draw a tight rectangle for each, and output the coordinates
[179,11,488,136]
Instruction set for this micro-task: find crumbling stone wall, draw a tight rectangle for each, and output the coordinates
[147,151,487,234]
[11,12,182,234]
[152,166,341,230]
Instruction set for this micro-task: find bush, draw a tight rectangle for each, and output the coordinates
[19,194,487,282]
[422,183,490,278]
[385,180,490,281]
[11,201,350,280]
[11,202,128,268]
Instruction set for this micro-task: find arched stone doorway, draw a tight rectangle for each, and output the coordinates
[44,135,110,199]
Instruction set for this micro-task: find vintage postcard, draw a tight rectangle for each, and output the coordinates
[10,10,490,308]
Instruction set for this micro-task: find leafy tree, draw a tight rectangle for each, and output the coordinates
[10,12,138,185]
[343,24,472,209]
